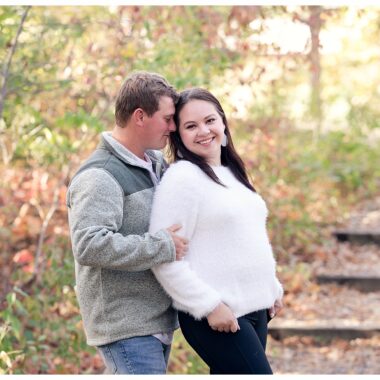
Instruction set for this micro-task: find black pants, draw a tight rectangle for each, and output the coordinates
[178,309,273,374]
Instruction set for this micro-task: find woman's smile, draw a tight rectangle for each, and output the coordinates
[196,136,215,146]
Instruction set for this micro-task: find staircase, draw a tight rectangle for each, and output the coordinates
[267,224,380,374]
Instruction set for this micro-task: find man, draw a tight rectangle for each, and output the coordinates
[66,71,188,374]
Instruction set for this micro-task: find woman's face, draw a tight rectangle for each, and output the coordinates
[178,99,225,166]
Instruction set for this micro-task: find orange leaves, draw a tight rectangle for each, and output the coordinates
[49,300,79,319]
[58,187,67,212]
[9,168,66,210]
[286,272,306,294]
[79,351,105,374]
[12,213,41,240]
[13,249,33,264]
[277,205,303,221]
[4,167,69,245]
[13,249,34,273]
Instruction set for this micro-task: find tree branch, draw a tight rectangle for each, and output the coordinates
[33,164,72,283]
[0,6,31,120]
[6,79,72,96]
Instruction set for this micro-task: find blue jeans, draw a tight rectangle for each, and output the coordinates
[97,335,171,374]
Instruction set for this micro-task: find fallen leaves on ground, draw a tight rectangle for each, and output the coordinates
[268,336,380,374]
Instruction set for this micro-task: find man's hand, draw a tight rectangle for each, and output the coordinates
[268,298,283,319]
[207,302,240,333]
[166,224,189,261]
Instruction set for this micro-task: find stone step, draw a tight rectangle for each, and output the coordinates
[315,273,380,292]
[333,230,380,245]
[268,320,380,340]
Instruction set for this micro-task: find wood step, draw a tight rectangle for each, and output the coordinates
[316,273,380,292]
[267,335,380,374]
[333,230,380,245]
[268,320,380,340]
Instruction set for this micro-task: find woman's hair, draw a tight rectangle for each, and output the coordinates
[169,88,255,192]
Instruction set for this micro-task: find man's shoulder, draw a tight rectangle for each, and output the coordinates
[73,147,112,175]
[69,167,120,191]
[66,167,123,208]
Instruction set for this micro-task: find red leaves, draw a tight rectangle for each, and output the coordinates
[13,249,34,273]
[13,249,33,264]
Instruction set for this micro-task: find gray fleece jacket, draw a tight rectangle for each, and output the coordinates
[66,134,178,346]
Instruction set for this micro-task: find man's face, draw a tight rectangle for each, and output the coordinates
[142,96,176,150]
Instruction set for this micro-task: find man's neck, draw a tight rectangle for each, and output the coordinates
[111,126,146,160]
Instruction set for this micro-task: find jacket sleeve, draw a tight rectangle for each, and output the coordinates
[149,164,222,319]
[67,168,175,271]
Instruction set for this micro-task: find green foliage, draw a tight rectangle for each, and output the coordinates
[169,330,208,374]
[0,243,97,374]
[0,290,28,374]
[316,130,380,194]
[137,7,235,89]
[347,103,380,132]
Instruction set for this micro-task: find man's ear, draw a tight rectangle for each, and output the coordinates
[133,108,145,126]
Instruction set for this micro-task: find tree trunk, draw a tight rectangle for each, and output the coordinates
[308,6,322,140]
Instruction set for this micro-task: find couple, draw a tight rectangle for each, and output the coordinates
[66,71,284,375]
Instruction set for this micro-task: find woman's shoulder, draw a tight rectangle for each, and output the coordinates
[154,160,204,202]
[162,160,203,182]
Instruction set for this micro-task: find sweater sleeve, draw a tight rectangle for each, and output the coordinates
[149,162,222,319]
[275,277,284,299]
[67,168,175,271]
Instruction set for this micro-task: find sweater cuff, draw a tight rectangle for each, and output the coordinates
[275,277,284,299]
[178,291,222,321]
[154,229,176,263]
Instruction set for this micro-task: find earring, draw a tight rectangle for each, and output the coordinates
[221,134,228,147]
[177,150,183,158]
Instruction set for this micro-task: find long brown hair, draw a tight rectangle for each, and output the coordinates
[169,88,255,192]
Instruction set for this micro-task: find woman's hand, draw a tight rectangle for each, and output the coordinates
[207,303,240,333]
[268,298,283,319]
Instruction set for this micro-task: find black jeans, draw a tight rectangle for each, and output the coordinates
[178,309,273,374]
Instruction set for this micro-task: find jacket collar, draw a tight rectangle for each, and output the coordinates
[98,132,164,175]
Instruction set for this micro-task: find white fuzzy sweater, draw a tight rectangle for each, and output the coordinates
[149,160,283,320]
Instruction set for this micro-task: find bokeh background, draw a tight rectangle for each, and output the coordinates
[1,5,380,374]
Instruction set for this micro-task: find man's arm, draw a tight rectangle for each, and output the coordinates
[67,168,175,271]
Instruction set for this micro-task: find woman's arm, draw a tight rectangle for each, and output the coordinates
[151,261,222,320]
[149,163,222,319]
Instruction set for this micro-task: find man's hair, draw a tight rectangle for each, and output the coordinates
[115,71,178,127]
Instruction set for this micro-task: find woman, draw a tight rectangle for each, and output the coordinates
[149,88,283,374]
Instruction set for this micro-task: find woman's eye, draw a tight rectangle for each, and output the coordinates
[186,124,196,129]
[206,118,215,124]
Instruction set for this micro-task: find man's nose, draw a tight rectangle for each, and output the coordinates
[168,120,176,132]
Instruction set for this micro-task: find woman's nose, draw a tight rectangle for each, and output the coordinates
[197,124,210,135]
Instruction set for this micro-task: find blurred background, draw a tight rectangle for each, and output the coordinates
[1,5,379,374]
